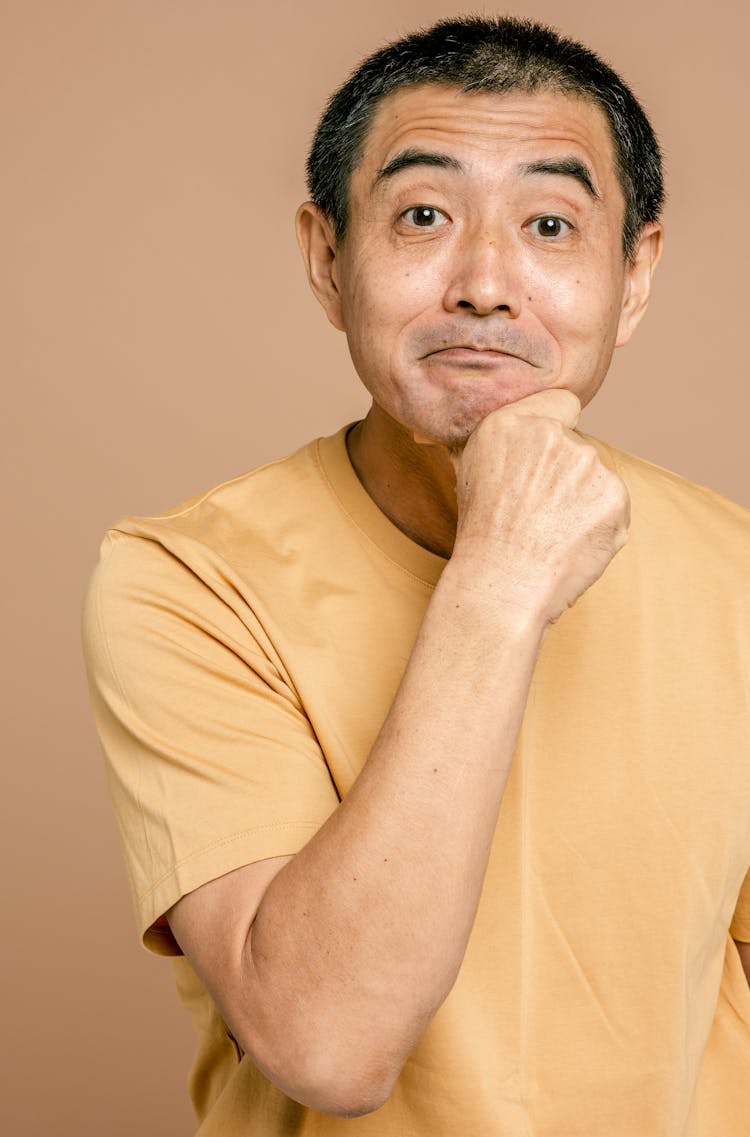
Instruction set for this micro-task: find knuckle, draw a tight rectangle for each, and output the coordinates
[610,475,630,512]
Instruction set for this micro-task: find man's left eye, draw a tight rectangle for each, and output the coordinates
[401,206,448,228]
[529,216,571,238]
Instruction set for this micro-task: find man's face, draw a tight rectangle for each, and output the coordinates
[315,85,659,447]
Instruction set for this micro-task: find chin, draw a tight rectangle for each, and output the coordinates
[411,391,525,448]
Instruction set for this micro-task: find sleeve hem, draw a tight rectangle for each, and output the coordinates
[139,821,325,956]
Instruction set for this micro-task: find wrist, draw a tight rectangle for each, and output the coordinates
[436,554,551,645]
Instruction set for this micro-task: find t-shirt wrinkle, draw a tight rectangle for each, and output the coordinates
[92,557,157,880]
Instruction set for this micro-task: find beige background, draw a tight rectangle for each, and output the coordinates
[2,0,747,1134]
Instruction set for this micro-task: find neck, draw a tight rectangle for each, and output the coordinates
[346,406,458,559]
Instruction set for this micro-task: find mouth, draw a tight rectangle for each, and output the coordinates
[424,345,527,367]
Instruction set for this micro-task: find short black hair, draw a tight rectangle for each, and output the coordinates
[307,16,664,262]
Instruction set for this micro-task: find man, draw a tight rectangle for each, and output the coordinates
[83,16,750,1136]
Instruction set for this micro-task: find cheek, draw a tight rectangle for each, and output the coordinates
[529,261,622,344]
[341,252,436,356]
[523,262,625,400]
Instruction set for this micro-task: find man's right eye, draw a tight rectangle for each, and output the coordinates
[401,206,448,228]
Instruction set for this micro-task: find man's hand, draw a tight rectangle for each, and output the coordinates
[450,389,630,626]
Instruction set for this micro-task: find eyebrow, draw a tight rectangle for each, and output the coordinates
[372,148,464,189]
[372,148,600,202]
[521,158,600,199]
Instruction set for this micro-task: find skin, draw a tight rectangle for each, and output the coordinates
[167,85,749,1118]
[740,940,750,984]
[297,85,661,555]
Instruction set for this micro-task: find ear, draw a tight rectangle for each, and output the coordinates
[295,202,345,331]
[615,222,664,348]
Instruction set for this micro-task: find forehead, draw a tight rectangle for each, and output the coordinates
[355,84,619,187]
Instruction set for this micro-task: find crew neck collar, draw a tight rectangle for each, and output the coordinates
[315,425,447,587]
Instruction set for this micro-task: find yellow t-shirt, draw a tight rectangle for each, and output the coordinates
[83,426,750,1136]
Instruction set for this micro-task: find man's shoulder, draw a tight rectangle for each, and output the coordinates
[589,434,748,529]
[103,427,352,562]
[586,435,750,582]
[85,429,364,622]
[140,432,333,525]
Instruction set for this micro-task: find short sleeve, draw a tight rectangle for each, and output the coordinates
[82,529,340,955]
[730,868,750,942]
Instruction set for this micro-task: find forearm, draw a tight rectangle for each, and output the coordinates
[238,561,547,1112]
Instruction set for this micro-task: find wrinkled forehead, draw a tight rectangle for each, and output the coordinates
[351,83,620,190]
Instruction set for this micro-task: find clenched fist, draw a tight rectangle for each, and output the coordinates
[449,389,630,627]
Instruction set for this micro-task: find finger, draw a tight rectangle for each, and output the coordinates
[505,388,581,429]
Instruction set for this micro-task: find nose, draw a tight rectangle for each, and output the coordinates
[443,229,522,317]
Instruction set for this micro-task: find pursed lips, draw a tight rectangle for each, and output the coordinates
[424,344,530,364]
[414,324,547,368]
